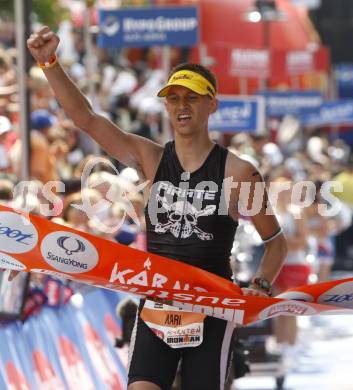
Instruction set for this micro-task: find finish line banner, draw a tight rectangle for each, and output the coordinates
[1,204,353,325]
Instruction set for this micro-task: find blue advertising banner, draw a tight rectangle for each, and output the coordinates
[257,90,323,116]
[0,289,128,389]
[335,64,353,99]
[300,100,353,127]
[209,95,265,133]
[98,7,199,48]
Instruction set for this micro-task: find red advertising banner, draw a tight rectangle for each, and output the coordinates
[229,48,270,78]
[199,44,330,94]
[272,46,330,77]
[0,204,352,326]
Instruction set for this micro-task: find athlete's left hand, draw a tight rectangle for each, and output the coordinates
[241,287,270,297]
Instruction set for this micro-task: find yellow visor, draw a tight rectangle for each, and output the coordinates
[157,70,216,98]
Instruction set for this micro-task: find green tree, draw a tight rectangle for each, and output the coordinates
[0,0,68,29]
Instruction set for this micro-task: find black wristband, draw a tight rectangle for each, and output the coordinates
[250,277,272,295]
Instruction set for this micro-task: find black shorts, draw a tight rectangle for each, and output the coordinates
[128,305,235,390]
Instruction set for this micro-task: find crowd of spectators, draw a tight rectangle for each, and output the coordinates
[0,14,164,321]
[0,12,352,368]
[226,128,352,363]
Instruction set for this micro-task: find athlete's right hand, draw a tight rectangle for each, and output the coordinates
[27,26,60,64]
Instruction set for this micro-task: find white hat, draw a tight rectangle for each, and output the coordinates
[0,116,11,135]
[263,142,283,166]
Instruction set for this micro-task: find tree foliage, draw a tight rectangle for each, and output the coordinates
[0,0,69,29]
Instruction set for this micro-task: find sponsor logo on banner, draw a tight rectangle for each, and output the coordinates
[0,251,26,271]
[300,100,353,127]
[276,291,314,302]
[0,211,38,254]
[32,350,65,389]
[172,300,245,324]
[257,91,323,116]
[84,324,124,388]
[208,95,265,133]
[286,51,314,75]
[230,49,269,78]
[98,7,199,48]
[57,236,86,255]
[259,301,316,319]
[101,15,120,36]
[5,362,31,390]
[58,336,95,390]
[335,64,353,98]
[41,231,98,274]
[104,314,129,368]
[318,281,353,308]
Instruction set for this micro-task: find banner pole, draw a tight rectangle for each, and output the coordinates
[15,0,31,181]
[84,0,101,159]
[161,45,171,144]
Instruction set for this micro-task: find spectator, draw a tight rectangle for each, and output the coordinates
[9,127,58,182]
[0,115,12,171]
[332,154,353,208]
[0,178,14,203]
[271,178,310,358]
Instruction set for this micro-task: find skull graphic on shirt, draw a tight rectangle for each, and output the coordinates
[155,195,216,240]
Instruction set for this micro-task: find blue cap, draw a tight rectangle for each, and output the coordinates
[30,109,55,130]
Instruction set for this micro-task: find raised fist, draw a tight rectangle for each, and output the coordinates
[27,26,60,64]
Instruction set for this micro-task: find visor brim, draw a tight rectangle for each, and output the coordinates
[157,80,209,97]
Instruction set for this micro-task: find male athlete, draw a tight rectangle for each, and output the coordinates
[27,27,287,390]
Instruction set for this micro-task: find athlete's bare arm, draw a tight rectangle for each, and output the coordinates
[6,26,163,284]
[225,152,287,294]
[27,26,163,180]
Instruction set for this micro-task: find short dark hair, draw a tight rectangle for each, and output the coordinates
[0,179,14,201]
[169,63,217,94]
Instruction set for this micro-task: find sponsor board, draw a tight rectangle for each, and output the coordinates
[318,281,353,308]
[84,324,124,388]
[98,7,199,48]
[32,350,65,389]
[0,252,26,271]
[0,211,38,254]
[300,100,353,127]
[5,362,31,390]
[58,336,95,390]
[286,51,314,75]
[259,301,316,319]
[335,63,353,98]
[257,90,323,116]
[209,95,265,133]
[40,231,98,274]
[229,49,270,78]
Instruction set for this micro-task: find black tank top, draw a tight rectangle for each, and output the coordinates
[145,141,238,279]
